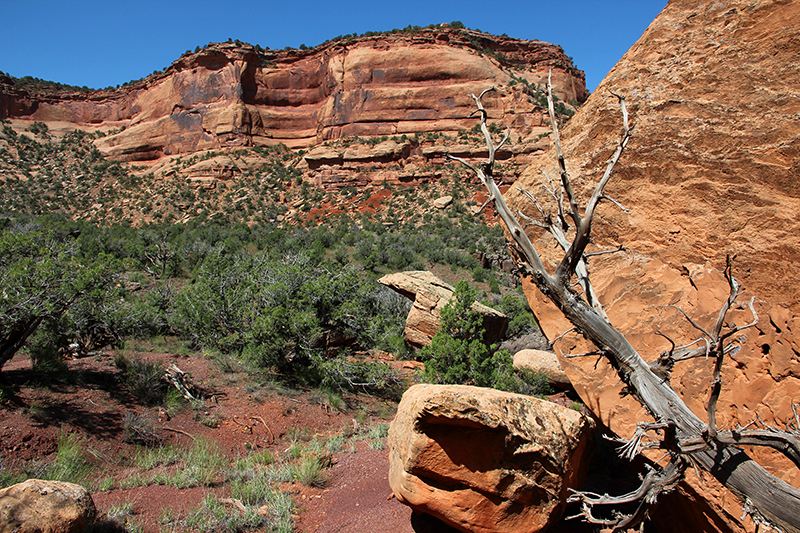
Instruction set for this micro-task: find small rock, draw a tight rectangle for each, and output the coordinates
[433,195,453,209]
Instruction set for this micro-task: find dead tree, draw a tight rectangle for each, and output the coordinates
[448,79,800,532]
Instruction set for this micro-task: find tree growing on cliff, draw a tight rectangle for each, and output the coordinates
[448,82,800,532]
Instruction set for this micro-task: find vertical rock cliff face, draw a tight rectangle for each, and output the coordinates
[506,0,800,531]
[0,29,587,162]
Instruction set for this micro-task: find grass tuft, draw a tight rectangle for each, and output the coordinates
[45,432,91,483]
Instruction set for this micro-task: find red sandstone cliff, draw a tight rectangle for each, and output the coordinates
[506,0,800,531]
[0,28,587,162]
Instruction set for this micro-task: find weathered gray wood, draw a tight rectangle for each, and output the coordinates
[451,84,800,532]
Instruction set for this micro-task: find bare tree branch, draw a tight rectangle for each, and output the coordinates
[546,71,581,232]
[567,457,687,532]
[450,82,800,532]
[554,88,633,285]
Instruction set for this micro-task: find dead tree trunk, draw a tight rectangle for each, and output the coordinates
[448,81,800,532]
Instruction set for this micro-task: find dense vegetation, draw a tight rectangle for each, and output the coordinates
[0,203,538,395]
[0,121,516,228]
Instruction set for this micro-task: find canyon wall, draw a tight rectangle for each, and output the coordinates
[0,28,587,162]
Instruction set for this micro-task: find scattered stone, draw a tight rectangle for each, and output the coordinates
[389,384,594,533]
[432,195,453,209]
[0,479,96,533]
[513,349,571,389]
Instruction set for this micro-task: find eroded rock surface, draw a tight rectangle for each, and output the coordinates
[388,384,594,533]
[505,0,800,531]
[0,479,96,533]
[378,271,507,346]
[0,29,586,163]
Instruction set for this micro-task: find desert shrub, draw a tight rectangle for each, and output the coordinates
[294,454,327,487]
[420,280,519,391]
[123,411,163,446]
[0,225,123,373]
[170,248,407,386]
[494,292,539,337]
[27,321,68,377]
[44,432,91,483]
[314,354,401,397]
[116,355,167,405]
[515,368,553,396]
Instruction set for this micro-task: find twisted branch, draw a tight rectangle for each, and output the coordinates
[447,78,800,532]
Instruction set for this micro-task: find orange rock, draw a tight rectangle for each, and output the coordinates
[0,479,97,533]
[378,271,507,347]
[388,384,594,533]
[0,31,586,163]
[505,0,800,531]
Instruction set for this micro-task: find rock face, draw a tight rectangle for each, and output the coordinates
[388,384,594,533]
[0,479,96,533]
[378,271,507,346]
[505,0,800,531]
[0,28,587,162]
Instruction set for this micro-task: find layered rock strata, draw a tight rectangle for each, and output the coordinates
[0,28,587,162]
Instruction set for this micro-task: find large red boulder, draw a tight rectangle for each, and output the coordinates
[505,0,800,531]
[388,384,594,533]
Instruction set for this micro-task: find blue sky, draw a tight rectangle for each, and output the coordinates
[1,0,667,92]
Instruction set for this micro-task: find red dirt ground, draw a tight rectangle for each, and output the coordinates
[0,346,605,533]
[0,347,460,533]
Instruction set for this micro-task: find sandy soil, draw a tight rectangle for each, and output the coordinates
[0,345,608,533]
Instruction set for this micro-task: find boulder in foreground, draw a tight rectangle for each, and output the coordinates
[388,384,594,533]
[0,479,96,533]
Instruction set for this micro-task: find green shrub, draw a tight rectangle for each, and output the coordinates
[0,226,123,373]
[315,355,401,397]
[494,292,539,337]
[117,355,167,405]
[294,455,326,487]
[420,280,518,390]
[44,432,91,483]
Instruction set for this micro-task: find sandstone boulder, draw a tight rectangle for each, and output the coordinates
[0,479,96,533]
[378,271,507,347]
[504,0,800,530]
[513,349,570,389]
[388,384,594,533]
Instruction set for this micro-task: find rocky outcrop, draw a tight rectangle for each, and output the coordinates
[0,29,586,163]
[0,479,96,533]
[512,349,570,389]
[505,0,800,531]
[377,271,507,347]
[388,384,594,533]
